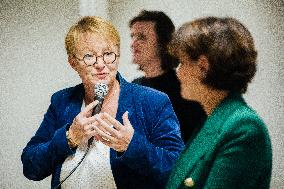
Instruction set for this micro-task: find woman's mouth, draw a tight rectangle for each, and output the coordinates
[96,73,108,80]
[133,49,141,55]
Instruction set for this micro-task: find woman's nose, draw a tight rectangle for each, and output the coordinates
[94,56,105,69]
[131,39,138,49]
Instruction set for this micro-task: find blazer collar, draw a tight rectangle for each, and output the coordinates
[63,84,84,124]
[116,73,135,123]
[174,93,246,178]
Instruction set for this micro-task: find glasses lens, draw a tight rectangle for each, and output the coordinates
[103,52,116,64]
[83,54,96,65]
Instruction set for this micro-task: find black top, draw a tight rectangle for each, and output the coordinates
[132,70,207,143]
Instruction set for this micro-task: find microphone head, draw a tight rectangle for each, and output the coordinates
[94,83,109,98]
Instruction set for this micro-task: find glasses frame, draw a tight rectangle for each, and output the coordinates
[75,52,119,66]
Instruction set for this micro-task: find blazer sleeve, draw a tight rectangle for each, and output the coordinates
[203,118,272,189]
[21,94,75,181]
[117,94,185,188]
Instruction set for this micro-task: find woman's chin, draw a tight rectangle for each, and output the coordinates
[97,79,108,84]
[90,79,108,86]
[181,91,194,101]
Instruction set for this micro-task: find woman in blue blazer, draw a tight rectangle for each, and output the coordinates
[166,17,272,189]
[21,16,184,189]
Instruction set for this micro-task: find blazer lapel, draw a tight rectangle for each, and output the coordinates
[63,84,84,124]
[171,93,245,182]
[116,73,135,123]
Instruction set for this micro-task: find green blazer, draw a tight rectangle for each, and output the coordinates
[166,93,272,189]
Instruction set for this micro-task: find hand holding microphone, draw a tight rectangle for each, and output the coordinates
[67,101,99,147]
[68,83,109,147]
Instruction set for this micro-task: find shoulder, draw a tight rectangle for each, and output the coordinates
[226,105,266,130]
[129,83,176,128]
[131,77,144,84]
[212,94,268,135]
[130,82,170,106]
[218,103,272,167]
[221,103,271,149]
[50,84,83,104]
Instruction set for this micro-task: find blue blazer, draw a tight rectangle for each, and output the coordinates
[21,74,184,189]
[166,93,272,189]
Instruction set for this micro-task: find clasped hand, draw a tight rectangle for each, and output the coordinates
[68,101,134,152]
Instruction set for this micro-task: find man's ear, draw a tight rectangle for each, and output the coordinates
[197,55,209,78]
[68,56,76,68]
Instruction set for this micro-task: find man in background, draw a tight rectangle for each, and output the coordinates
[129,10,207,143]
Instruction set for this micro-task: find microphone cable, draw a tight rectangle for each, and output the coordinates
[53,145,90,189]
[53,108,99,189]
[53,105,99,189]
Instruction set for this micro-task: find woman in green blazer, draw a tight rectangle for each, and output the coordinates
[166,17,272,189]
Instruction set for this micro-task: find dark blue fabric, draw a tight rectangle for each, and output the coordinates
[21,73,184,189]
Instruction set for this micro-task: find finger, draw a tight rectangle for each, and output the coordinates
[100,138,113,148]
[83,122,96,132]
[81,100,99,117]
[96,135,104,142]
[93,133,101,141]
[95,115,120,137]
[87,130,101,141]
[75,116,96,129]
[93,126,118,143]
[85,129,96,139]
[101,140,124,152]
[93,116,109,134]
[122,111,131,127]
[100,138,118,148]
[101,112,122,130]
[100,118,113,128]
[82,117,97,128]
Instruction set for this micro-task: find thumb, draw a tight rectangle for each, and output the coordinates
[122,111,131,126]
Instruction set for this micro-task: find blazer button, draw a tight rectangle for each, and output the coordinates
[184,177,194,187]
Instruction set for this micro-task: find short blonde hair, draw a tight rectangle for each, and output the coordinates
[65,16,120,56]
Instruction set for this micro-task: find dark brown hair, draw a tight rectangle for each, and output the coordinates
[169,17,257,93]
[129,10,178,71]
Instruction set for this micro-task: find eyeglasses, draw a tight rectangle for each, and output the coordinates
[75,52,119,66]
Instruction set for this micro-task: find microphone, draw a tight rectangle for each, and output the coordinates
[54,83,109,188]
[88,83,109,146]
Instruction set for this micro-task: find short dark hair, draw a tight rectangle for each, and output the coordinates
[129,10,178,71]
[169,17,257,93]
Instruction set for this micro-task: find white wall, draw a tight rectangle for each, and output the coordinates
[0,0,283,188]
[0,0,80,188]
[80,0,109,19]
